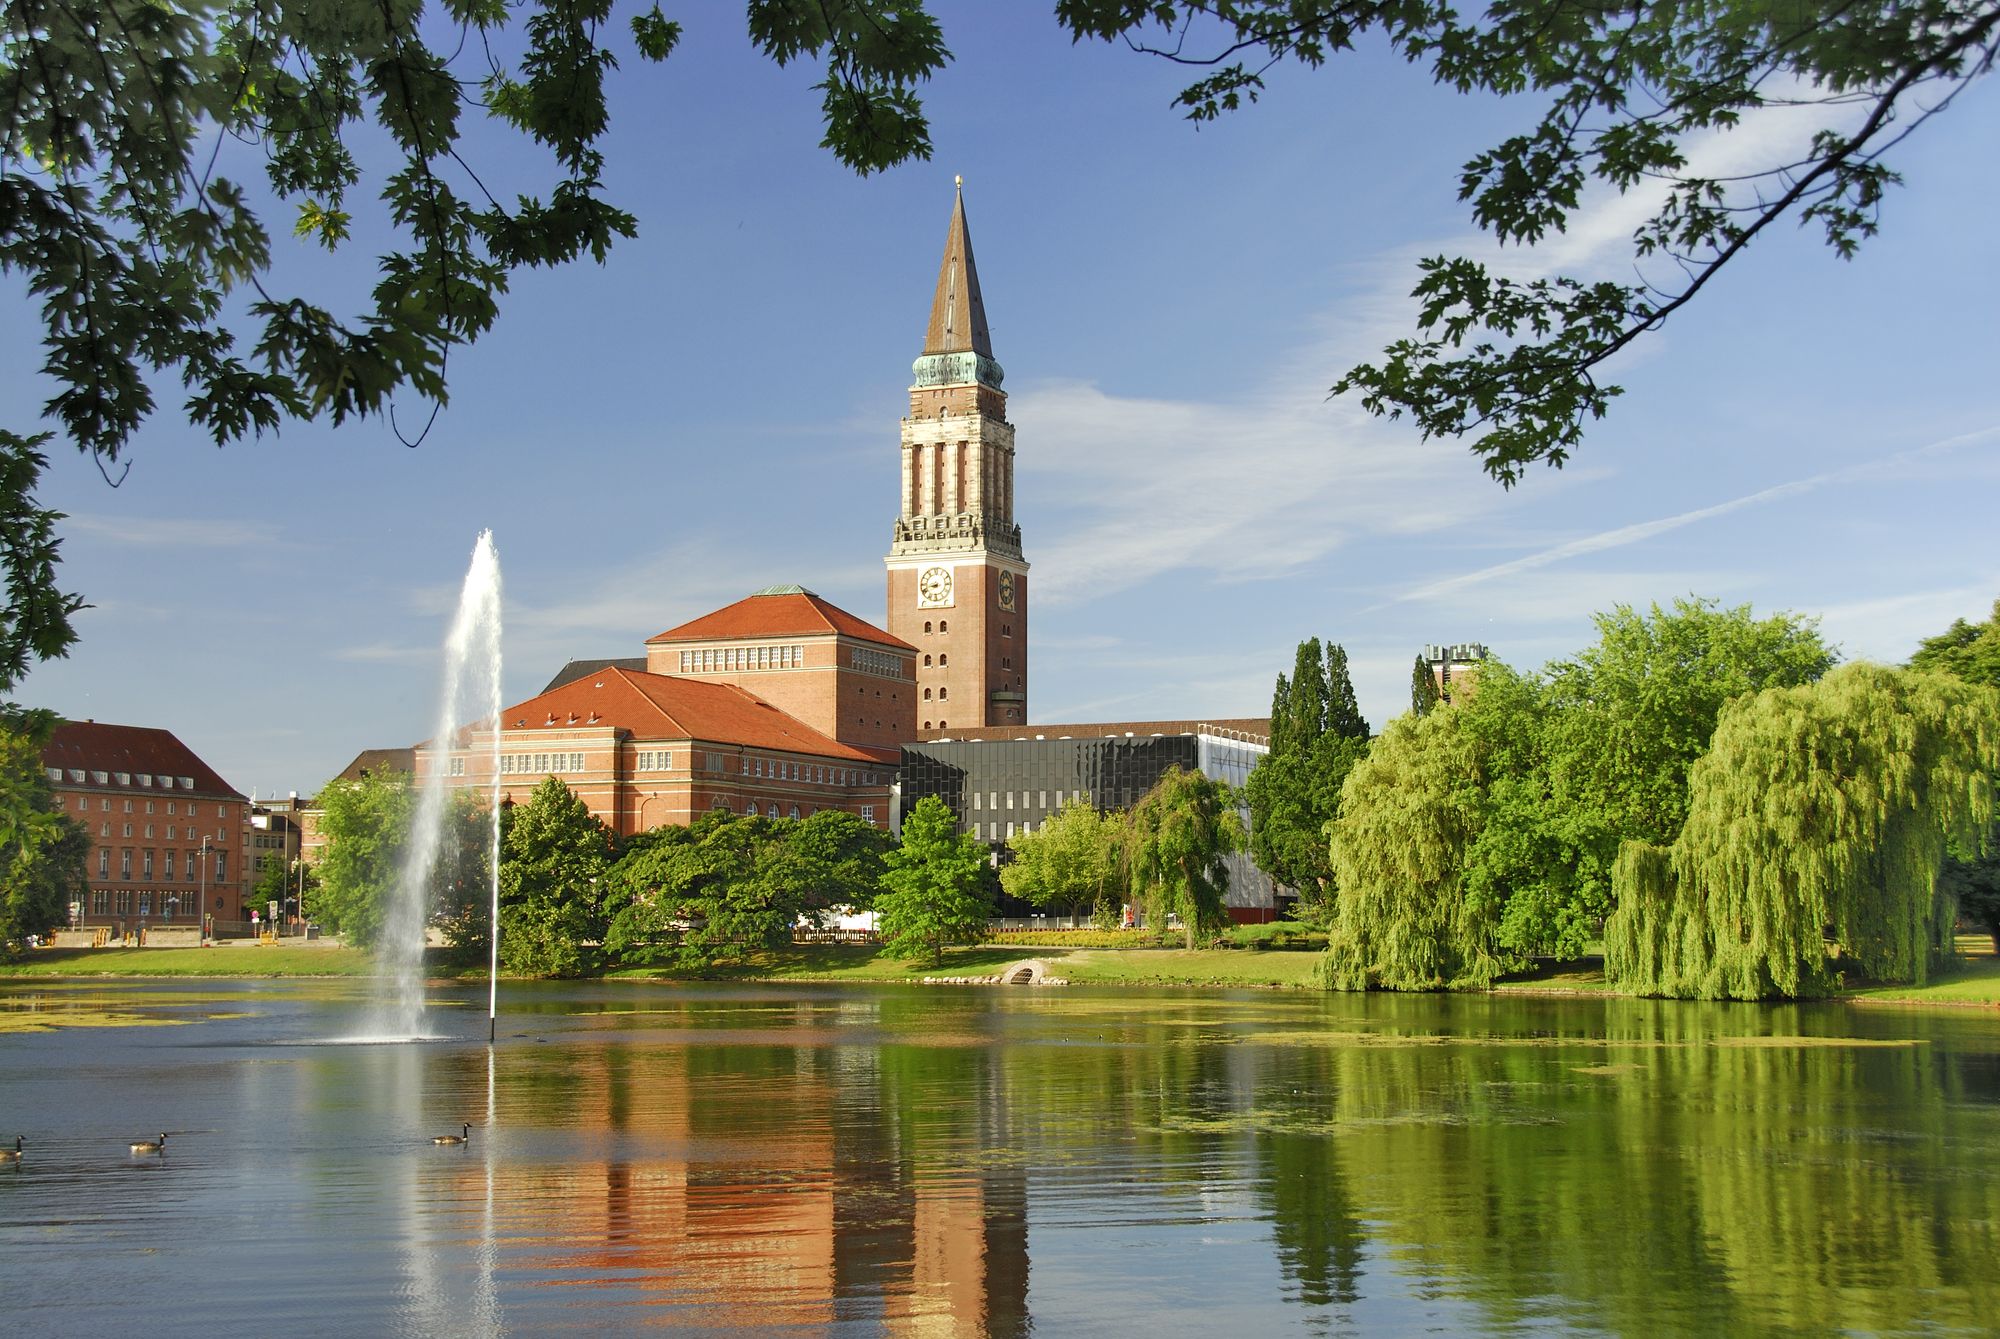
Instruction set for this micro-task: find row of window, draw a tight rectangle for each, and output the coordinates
[50,769,198,790]
[74,797,227,817]
[922,653,948,667]
[923,721,949,731]
[679,645,803,673]
[712,799,878,824]
[743,757,877,786]
[96,822,227,841]
[923,686,948,701]
[95,848,227,881]
[468,751,880,786]
[499,752,586,775]
[86,889,223,917]
[970,790,1080,812]
[849,648,906,679]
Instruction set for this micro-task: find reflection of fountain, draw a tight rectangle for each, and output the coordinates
[375,531,503,1040]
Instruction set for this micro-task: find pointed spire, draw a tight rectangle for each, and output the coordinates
[923,178,993,358]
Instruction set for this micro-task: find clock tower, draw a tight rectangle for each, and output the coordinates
[886,181,1027,732]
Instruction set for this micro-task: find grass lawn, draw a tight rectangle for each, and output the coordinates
[0,944,378,978]
[1055,948,1325,988]
[1845,950,2000,1007]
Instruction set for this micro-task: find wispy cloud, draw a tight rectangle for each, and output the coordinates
[334,642,436,665]
[65,514,282,549]
[1010,100,1881,611]
[1379,426,2000,609]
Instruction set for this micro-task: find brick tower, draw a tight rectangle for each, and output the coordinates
[886,180,1027,732]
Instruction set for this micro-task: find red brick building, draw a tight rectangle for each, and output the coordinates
[419,589,904,839]
[886,182,1028,733]
[41,721,248,932]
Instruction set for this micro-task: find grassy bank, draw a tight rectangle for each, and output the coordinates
[8,938,1998,1005]
[0,945,378,978]
[1846,952,2000,1007]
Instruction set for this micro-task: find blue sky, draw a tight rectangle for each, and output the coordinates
[10,7,1999,800]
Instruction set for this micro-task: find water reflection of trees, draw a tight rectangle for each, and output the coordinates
[304,991,2000,1335]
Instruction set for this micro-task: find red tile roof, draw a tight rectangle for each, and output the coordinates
[499,668,883,763]
[43,721,245,800]
[646,588,912,651]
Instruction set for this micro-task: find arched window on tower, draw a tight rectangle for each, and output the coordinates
[924,688,932,700]
[938,688,948,701]
[924,621,932,634]
[938,654,947,666]
[923,655,932,667]
[939,620,948,633]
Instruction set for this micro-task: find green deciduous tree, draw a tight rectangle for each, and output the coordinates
[603,809,892,966]
[497,776,612,977]
[1001,794,1125,921]
[1063,1,2000,481]
[1910,597,2000,689]
[1605,665,2000,999]
[1128,765,1245,950]
[1910,595,2000,949]
[1463,599,1834,958]
[0,708,86,953]
[315,767,485,949]
[1245,639,1371,915]
[877,796,990,965]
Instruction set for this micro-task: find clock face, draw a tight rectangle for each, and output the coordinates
[918,566,953,607]
[997,570,1016,611]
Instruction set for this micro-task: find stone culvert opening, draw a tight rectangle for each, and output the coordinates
[1005,960,1048,985]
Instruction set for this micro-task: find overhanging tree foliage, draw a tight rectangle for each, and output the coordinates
[1245,638,1370,915]
[0,0,949,679]
[1605,665,2000,999]
[1128,765,1245,950]
[1064,1,2000,482]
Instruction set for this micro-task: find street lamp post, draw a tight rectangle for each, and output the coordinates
[198,836,212,944]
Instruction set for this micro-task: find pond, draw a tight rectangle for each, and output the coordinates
[1,979,1997,1335]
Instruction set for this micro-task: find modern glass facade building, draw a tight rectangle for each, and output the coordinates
[897,721,1285,922]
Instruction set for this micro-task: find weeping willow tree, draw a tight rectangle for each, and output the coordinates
[1324,705,1513,991]
[1127,766,1245,950]
[1606,665,1999,999]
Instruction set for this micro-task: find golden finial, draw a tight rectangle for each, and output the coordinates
[955,174,963,189]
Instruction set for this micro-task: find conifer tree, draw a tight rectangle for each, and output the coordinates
[1245,639,1371,914]
[1605,665,1999,999]
[1411,655,1442,717]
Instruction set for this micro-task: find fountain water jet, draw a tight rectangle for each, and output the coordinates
[374,531,503,1040]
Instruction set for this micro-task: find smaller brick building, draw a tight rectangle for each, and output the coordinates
[41,721,249,932]
[416,589,910,839]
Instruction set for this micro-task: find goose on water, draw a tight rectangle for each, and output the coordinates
[0,1136,21,1162]
[130,1133,168,1155]
[432,1124,471,1146]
